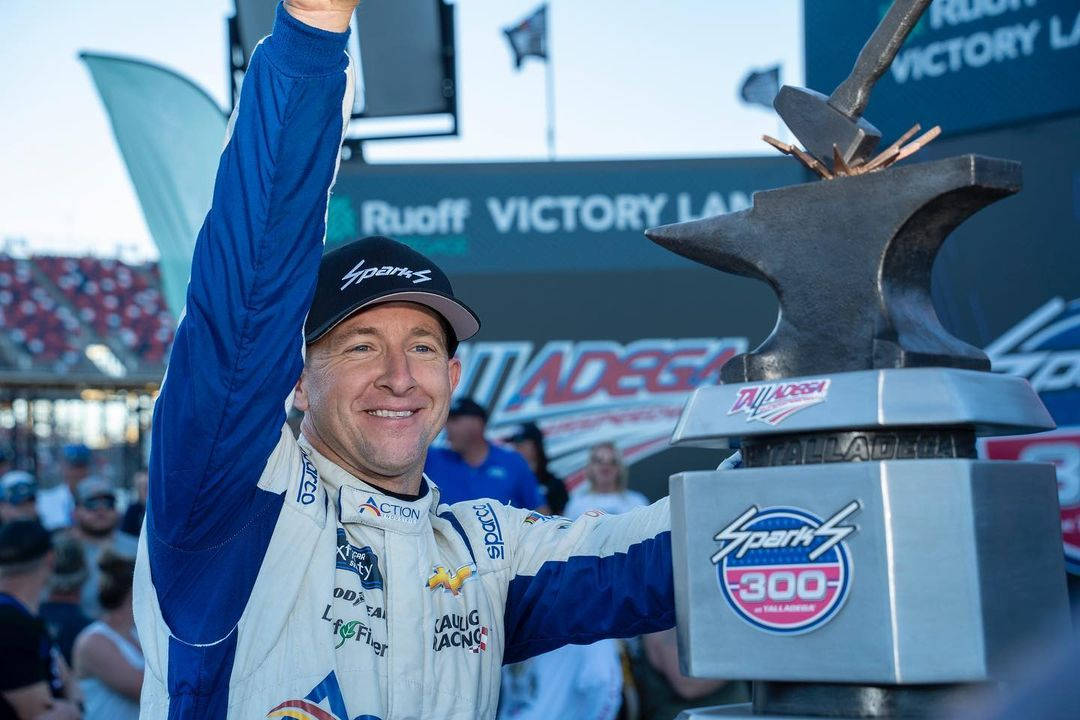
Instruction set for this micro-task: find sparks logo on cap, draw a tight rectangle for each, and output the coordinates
[712,501,859,634]
[728,379,831,426]
[340,259,432,291]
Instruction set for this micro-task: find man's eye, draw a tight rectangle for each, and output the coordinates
[413,344,435,353]
[350,344,372,353]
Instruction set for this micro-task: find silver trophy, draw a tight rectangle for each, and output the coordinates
[647,1,1071,717]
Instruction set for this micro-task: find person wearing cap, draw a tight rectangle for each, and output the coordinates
[71,477,121,618]
[36,444,93,532]
[39,535,93,666]
[134,3,673,719]
[0,520,82,719]
[424,398,546,510]
[508,422,569,516]
[0,471,40,525]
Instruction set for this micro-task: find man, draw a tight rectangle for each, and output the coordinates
[0,520,81,720]
[425,398,545,509]
[135,3,673,719]
[70,477,121,617]
[37,444,93,532]
[0,472,39,524]
[38,535,92,666]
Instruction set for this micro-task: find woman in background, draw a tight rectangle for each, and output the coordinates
[72,542,142,720]
[500,442,646,720]
[564,441,648,518]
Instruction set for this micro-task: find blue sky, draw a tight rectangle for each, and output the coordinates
[0,0,802,259]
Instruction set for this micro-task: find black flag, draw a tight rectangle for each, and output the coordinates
[503,4,548,70]
[739,65,781,108]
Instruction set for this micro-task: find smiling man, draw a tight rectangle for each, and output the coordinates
[134,2,674,719]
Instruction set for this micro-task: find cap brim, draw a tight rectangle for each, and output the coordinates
[306,289,480,346]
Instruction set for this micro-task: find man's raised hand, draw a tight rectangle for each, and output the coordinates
[284,0,361,33]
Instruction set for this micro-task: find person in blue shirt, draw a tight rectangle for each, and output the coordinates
[425,398,547,511]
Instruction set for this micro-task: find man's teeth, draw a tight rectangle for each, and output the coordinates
[367,409,415,418]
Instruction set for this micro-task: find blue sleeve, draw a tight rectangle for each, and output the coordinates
[146,4,350,642]
[500,499,674,663]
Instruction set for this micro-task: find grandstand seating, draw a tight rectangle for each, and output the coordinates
[0,256,88,371]
[0,254,175,374]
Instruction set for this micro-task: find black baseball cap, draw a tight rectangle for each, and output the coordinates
[0,519,52,566]
[306,236,480,349]
[508,422,545,445]
[448,397,488,423]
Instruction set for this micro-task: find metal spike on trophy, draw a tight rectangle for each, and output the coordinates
[647,1,1072,717]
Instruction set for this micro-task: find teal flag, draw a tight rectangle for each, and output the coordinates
[81,53,226,319]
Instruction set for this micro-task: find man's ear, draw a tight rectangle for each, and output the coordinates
[448,356,462,394]
[293,370,310,413]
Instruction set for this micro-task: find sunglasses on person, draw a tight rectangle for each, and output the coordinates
[82,495,116,510]
[1,488,36,505]
[590,456,619,467]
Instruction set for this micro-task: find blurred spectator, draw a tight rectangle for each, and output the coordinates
[500,442,645,720]
[508,423,568,515]
[1,471,40,524]
[564,442,648,518]
[71,477,121,617]
[119,469,147,537]
[0,446,13,476]
[73,541,141,720]
[37,444,93,531]
[0,519,82,719]
[425,398,545,510]
[39,535,92,666]
[631,628,749,719]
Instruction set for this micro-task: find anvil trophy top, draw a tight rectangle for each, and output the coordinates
[645,154,1021,383]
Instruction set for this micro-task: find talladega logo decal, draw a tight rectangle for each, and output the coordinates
[450,337,746,490]
[711,501,859,634]
[728,379,831,426]
[984,297,1080,573]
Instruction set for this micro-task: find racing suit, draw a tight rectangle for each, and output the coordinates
[133,6,674,719]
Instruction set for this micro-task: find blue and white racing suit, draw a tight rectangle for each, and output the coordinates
[133,6,674,719]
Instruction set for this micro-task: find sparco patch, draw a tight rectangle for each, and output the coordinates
[711,501,859,634]
[728,379,830,426]
[472,503,505,559]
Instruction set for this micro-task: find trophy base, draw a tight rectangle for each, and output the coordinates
[675,681,979,719]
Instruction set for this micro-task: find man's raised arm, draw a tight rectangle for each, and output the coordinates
[146,1,354,641]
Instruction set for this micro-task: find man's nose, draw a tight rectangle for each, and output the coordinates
[376,347,418,394]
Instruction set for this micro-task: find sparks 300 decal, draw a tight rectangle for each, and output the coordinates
[711,501,860,634]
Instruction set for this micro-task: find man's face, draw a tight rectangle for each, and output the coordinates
[0,499,37,523]
[295,302,461,482]
[62,462,89,485]
[444,415,484,454]
[75,494,119,537]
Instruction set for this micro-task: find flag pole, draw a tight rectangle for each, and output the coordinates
[545,52,556,160]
